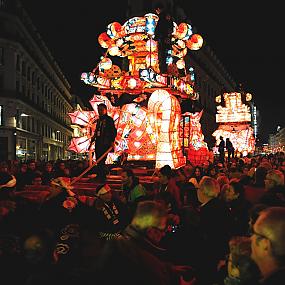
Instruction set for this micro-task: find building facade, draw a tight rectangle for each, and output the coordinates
[0,0,74,161]
[269,128,285,153]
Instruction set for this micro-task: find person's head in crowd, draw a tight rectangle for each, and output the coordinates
[63,167,71,177]
[131,200,168,245]
[207,165,217,178]
[264,169,284,190]
[225,236,261,285]
[239,174,253,186]
[250,207,285,279]
[223,180,245,203]
[197,176,220,204]
[76,160,85,169]
[253,166,268,187]
[158,164,172,184]
[95,184,112,202]
[191,166,203,179]
[242,165,250,176]
[23,229,54,265]
[27,160,36,171]
[183,164,193,179]
[0,162,9,173]
[19,162,28,173]
[230,161,237,169]
[248,203,269,234]
[57,161,65,171]
[31,173,43,186]
[121,168,136,188]
[238,158,245,168]
[217,174,230,188]
[260,159,272,172]
[44,163,53,173]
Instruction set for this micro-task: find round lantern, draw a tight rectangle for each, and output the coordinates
[107,22,123,39]
[99,58,112,70]
[127,78,137,89]
[108,46,120,56]
[176,23,189,39]
[176,59,185,69]
[186,34,203,50]
[98,32,113,48]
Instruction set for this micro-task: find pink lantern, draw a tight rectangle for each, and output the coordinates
[98,32,114,48]
[68,110,96,126]
[68,137,91,153]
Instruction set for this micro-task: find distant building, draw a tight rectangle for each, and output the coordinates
[269,128,285,153]
[0,0,74,161]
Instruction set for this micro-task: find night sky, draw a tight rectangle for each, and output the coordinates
[23,0,285,143]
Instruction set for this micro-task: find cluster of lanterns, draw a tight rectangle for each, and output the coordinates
[70,11,205,169]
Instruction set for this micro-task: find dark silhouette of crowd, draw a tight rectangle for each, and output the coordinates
[1,151,285,285]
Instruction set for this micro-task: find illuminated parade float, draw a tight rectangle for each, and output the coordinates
[212,92,255,156]
[68,12,203,169]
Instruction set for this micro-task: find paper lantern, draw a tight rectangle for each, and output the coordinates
[108,46,120,56]
[176,59,185,69]
[107,22,123,39]
[68,136,91,153]
[186,34,203,50]
[98,32,113,48]
[176,23,189,39]
[99,58,112,70]
[68,110,96,127]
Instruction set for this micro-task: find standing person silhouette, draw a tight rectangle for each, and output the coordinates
[218,136,225,164]
[88,103,117,182]
[226,138,235,162]
[154,4,173,74]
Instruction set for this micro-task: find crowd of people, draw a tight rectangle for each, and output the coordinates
[1,151,285,285]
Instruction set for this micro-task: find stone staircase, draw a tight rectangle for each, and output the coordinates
[72,162,157,197]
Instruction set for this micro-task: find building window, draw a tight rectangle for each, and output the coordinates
[16,55,20,71]
[0,74,3,89]
[32,71,35,84]
[0,105,3,126]
[22,61,26,76]
[27,66,30,81]
[37,77,40,90]
[0,47,3,66]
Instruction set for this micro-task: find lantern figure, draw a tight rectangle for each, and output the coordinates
[176,59,185,69]
[99,58,112,70]
[146,53,158,67]
[186,34,203,50]
[108,46,120,56]
[146,39,157,52]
